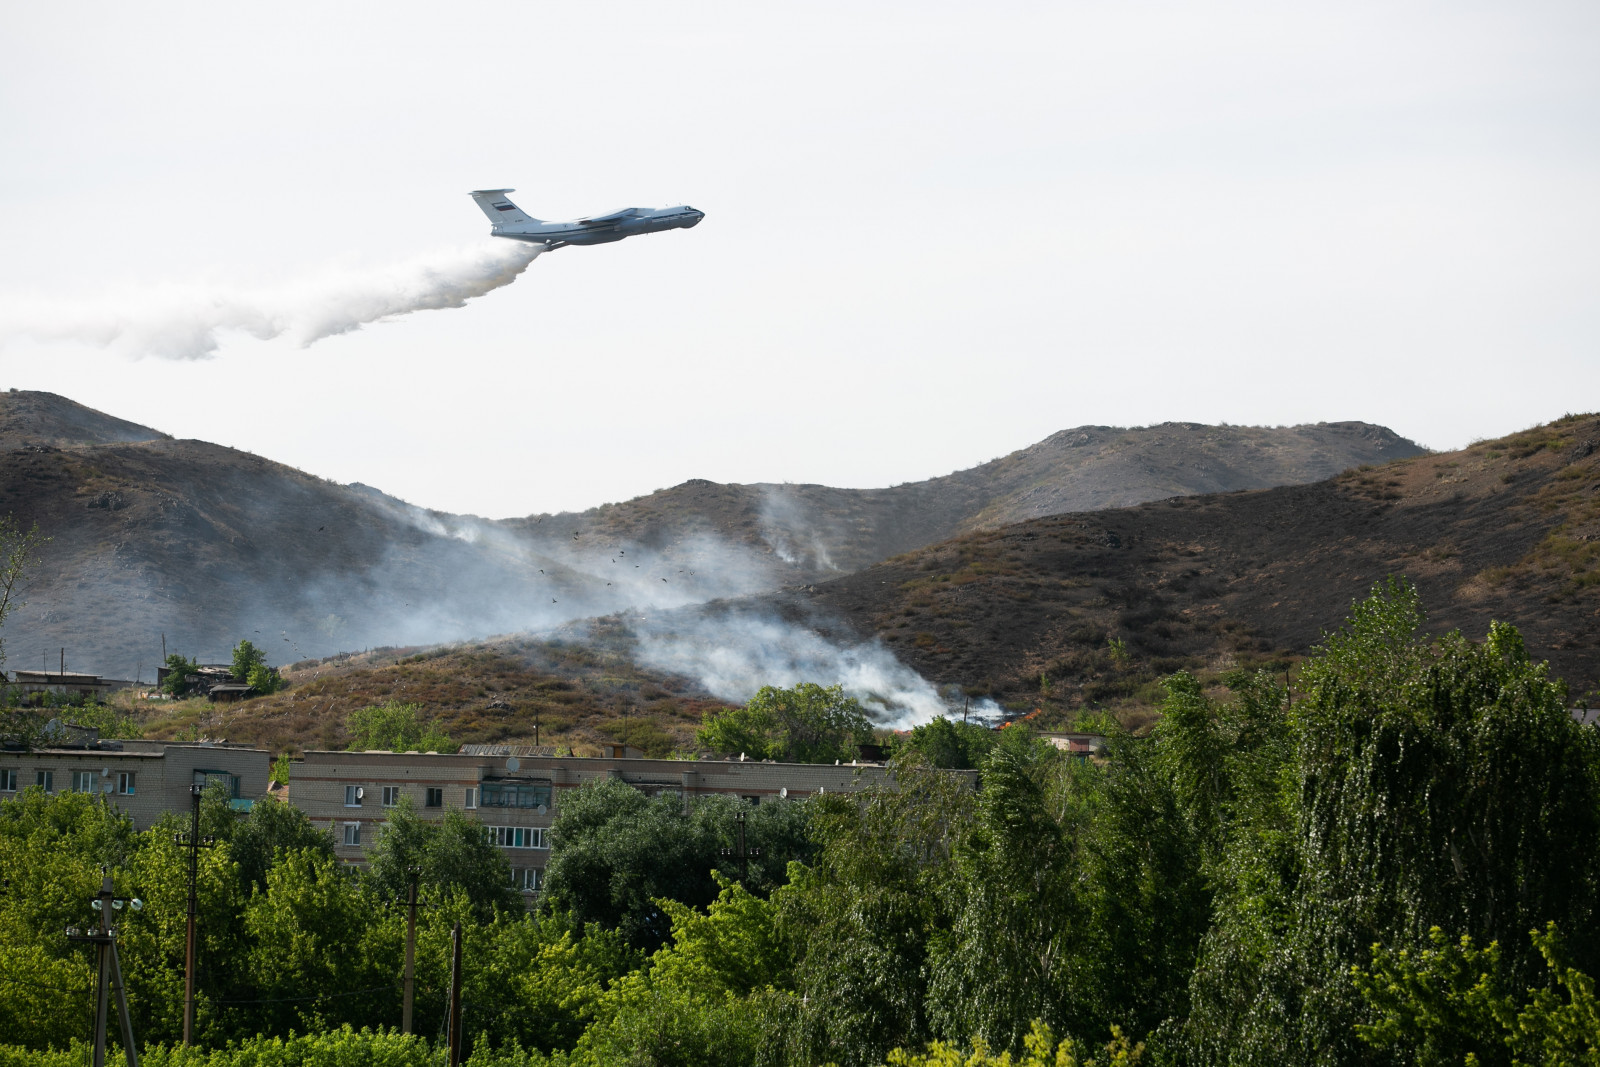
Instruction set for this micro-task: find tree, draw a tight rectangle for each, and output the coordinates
[774,757,975,1066]
[227,796,335,896]
[898,716,997,769]
[365,797,520,919]
[232,639,284,695]
[1182,578,1600,1066]
[1352,923,1600,1066]
[542,778,814,953]
[697,683,874,764]
[160,653,200,698]
[572,876,792,1067]
[346,701,457,753]
[0,515,43,675]
[231,639,267,683]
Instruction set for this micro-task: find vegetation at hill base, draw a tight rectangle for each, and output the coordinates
[2,580,1597,1065]
[695,682,873,763]
[135,634,733,757]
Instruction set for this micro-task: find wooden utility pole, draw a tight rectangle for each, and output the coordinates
[401,869,422,1034]
[447,922,464,1067]
[174,784,214,1045]
[93,877,111,1067]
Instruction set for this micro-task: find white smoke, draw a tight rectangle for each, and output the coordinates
[759,486,843,573]
[0,240,542,360]
[626,609,1000,730]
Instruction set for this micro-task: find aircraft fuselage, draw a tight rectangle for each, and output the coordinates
[469,189,703,251]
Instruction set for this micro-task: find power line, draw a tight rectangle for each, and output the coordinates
[210,983,398,1006]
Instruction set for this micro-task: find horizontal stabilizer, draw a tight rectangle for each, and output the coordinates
[469,189,540,227]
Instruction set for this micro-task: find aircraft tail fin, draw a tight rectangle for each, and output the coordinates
[469,189,541,227]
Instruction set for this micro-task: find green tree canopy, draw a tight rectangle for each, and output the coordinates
[1180,577,1600,1066]
[897,716,998,769]
[365,796,520,919]
[543,778,814,953]
[697,682,874,764]
[345,701,457,753]
[160,653,200,698]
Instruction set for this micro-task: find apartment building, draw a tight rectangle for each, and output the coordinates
[292,747,953,893]
[0,732,272,828]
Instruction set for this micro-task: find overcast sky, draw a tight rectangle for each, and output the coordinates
[1,1,1596,517]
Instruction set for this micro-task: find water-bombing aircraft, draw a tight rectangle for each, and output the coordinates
[469,189,703,251]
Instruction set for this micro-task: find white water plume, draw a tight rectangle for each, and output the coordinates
[0,240,542,360]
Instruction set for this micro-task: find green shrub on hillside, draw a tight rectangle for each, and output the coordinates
[346,701,457,753]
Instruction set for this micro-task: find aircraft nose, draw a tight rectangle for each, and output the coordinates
[685,208,704,226]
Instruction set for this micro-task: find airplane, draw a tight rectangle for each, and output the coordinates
[469,189,704,251]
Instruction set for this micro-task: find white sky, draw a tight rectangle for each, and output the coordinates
[1,0,1596,518]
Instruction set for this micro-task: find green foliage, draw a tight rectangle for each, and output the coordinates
[60,700,144,739]
[543,778,813,953]
[696,683,873,763]
[226,796,335,896]
[569,877,789,1066]
[774,758,975,1066]
[886,1019,1145,1066]
[246,662,284,696]
[1181,577,1600,1066]
[231,640,268,686]
[898,716,997,770]
[346,701,458,753]
[269,754,291,786]
[162,654,201,698]
[366,797,520,920]
[1353,923,1600,1066]
[1,580,1596,1066]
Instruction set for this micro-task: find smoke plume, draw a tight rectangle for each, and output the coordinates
[0,240,542,360]
[627,608,998,729]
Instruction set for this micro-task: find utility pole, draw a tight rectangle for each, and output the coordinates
[720,808,762,885]
[60,647,65,677]
[65,868,141,1067]
[174,783,214,1046]
[400,867,424,1035]
[446,922,464,1067]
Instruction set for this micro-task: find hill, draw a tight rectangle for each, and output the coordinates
[505,421,1424,576]
[137,623,720,757]
[156,414,1597,756]
[0,391,1421,678]
[753,413,1600,725]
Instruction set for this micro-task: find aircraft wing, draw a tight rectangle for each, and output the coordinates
[577,208,637,226]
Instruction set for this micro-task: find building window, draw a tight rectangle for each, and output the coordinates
[511,867,544,892]
[344,785,362,807]
[0,769,16,792]
[35,770,53,792]
[425,788,443,808]
[464,787,476,809]
[382,786,401,807]
[479,782,552,809]
[194,771,241,798]
[486,826,547,849]
[72,771,96,794]
[117,772,135,795]
[342,822,361,846]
